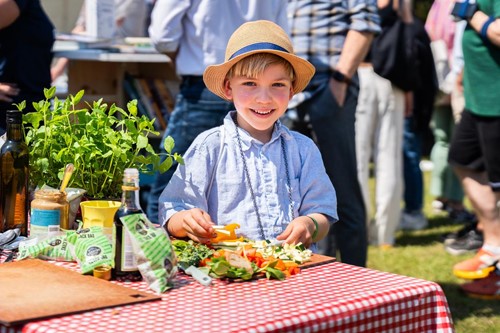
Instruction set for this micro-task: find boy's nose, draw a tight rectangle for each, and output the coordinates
[255,87,272,102]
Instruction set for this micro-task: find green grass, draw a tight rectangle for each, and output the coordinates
[365,168,500,332]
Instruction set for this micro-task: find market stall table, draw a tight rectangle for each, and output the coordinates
[0,256,454,333]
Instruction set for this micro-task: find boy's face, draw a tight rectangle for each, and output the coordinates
[223,63,294,142]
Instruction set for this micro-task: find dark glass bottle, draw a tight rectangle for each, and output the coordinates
[113,168,142,281]
[0,110,29,236]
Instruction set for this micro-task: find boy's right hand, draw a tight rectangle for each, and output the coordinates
[175,208,216,244]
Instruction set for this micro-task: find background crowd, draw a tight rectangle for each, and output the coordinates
[1,0,499,301]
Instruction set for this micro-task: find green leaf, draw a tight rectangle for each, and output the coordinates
[13,100,26,111]
[137,134,148,149]
[174,153,184,165]
[210,260,230,276]
[159,156,173,173]
[22,112,43,129]
[163,136,175,154]
[264,267,286,280]
[127,100,138,117]
[44,86,56,99]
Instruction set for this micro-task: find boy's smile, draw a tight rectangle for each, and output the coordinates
[223,63,294,143]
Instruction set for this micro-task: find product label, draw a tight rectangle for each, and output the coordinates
[31,209,61,226]
[120,227,138,271]
[30,209,61,238]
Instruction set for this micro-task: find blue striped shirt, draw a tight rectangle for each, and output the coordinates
[159,112,338,242]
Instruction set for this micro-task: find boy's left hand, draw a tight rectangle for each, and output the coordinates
[276,217,315,248]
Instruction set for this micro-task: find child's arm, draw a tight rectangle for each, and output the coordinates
[276,213,330,248]
[166,208,217,243]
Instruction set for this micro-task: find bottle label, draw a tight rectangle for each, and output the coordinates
[120,227,138,271]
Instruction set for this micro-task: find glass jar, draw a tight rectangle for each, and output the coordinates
[30,189,70,238]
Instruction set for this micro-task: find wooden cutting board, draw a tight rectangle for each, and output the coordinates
[0,259,161,327]
[299,253,336,268]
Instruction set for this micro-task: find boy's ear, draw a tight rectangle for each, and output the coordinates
[223,79,233,100]
[288,86,294,100]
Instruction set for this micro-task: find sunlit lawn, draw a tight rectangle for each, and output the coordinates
[366,167,500,332]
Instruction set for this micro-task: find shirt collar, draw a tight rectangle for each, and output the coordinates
[224,111,291,151]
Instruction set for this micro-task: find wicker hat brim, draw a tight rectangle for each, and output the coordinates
[203,48,315,100]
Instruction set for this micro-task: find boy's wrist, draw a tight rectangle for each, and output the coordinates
[306,215,319,241]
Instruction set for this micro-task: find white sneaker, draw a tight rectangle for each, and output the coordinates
[399,211,428,231]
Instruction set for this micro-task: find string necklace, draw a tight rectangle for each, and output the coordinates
[233,116,295,240]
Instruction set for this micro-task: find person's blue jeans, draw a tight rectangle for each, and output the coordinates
[146,77,234,223]
[296,71,367,267]
[403,116,424,213]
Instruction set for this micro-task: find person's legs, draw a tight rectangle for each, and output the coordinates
[355,67,377,226]
[456,169,500,245]
[372,75,404,246]
[430,105,465,209]
[147,79,233,224]
[304,71,367,266]
[449,110,500,279]
[400,116,427,229]
[402,116,424,212]
[452,167,500,278]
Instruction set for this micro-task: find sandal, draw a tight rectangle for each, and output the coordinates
[453,249,499,280]
[460,268,500,300]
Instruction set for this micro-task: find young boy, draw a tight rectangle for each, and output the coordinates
[158,20,337,249]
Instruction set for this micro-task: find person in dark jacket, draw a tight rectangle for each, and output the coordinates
[0,0,54,135]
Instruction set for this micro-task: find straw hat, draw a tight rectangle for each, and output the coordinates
[203,20,315,100]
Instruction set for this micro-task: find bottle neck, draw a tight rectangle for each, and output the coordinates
[6,122,23,141]
[121,184,142,210]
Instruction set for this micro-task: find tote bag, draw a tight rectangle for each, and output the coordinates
[371,10,419,91]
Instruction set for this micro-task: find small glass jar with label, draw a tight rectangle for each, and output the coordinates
[30,189,70,238]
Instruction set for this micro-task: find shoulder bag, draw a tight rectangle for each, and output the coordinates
[371,0,419,91]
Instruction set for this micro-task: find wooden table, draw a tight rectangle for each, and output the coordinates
[0,257,454,333]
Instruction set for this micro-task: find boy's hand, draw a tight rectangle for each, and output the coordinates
[276,217,315,248]
[175,208,216,244]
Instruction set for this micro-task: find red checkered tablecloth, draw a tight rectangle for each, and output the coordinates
[0,260,454,333]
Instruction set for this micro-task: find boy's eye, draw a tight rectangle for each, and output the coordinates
[242,81,256,86]
[273,82,287,87]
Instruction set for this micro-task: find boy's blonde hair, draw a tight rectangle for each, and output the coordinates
[226,53,295,82]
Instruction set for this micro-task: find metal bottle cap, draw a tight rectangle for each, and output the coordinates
[6,110,22,124]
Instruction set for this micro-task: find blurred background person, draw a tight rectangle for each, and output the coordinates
[426,0,475,223]
[287,0,380,266]
[146,0,288,224]
[355,0,414,248]
[425,0,479,255]
[0,0,55,134]
[144,0,156,37]
[400,14,437,231]
[448,0,500,296]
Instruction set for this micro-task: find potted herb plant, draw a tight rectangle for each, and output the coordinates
[21,87,183,199]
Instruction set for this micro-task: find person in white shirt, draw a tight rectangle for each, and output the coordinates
[146,0,288,224]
